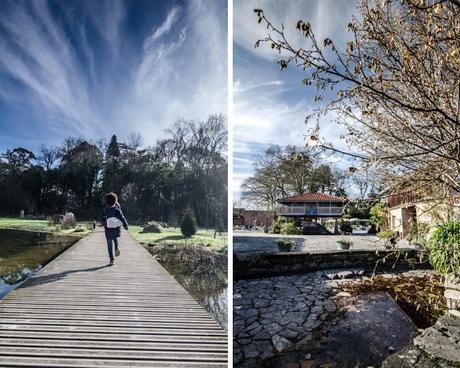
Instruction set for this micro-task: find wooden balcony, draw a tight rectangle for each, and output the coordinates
[277,204,343,217]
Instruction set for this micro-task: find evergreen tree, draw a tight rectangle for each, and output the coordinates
[104,135,121,194]
[107,135,120,158]
[181,209,197,238]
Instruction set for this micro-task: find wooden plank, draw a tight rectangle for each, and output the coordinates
[0,357,226,367]
[0,338,227,351]
[0,230,227,367]
[0,331,227,344]
[0,314,218,324]
[0,346,228,360]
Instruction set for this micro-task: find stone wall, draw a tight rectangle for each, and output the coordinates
[382,315,460,368]
[234,249,431,279]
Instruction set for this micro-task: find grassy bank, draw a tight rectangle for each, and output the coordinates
[0,217,91,237]
[129,225,227,250]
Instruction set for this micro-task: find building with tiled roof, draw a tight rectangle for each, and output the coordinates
[276,192,345,218]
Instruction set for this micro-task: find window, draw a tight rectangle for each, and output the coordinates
[318,202,330,207]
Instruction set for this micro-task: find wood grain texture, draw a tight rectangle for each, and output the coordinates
[0,230,227,367]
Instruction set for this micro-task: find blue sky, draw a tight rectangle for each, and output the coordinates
[233,0,359,202]
[0,0,227,153]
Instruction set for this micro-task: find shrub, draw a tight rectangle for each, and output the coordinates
[410,221,430,247]
[377,230,399,239]
[280,222,301,235]
[272,216,289,234]
[428,222,460,277]
[377,230,399,247]
[369,203,388,231]
[181,209,198,238]
[276,239,295,251]
[337,239,353,247]
[276,239,295,246]
[272,216,301,235]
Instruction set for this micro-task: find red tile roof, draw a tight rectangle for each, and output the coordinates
[277,192,345,203]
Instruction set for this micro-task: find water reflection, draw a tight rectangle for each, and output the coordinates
[0,234,75,298]
[161,260,228,330]
[270,292,419,368]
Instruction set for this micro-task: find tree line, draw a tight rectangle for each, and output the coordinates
[240,145,350,210]
[0,115,227,228]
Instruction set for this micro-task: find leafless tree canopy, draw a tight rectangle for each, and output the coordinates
[255,0,460,198]
[241,145,347,210]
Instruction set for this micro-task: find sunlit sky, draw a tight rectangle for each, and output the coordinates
[0,0,227,152]
[233,0,358,201]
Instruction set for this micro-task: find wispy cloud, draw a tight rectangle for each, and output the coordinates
[233,0,357,199]
[87,0,125,55]
[0,0,126,137]
[234,0,357,60]
[128,0,227,142]
[234,79,283,94]
[145,6,182,46]
[0,0,227,151]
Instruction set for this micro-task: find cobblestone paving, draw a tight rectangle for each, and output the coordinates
[234,270,437,368]
[233,272,338,366]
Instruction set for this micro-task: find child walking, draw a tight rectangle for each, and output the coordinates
[102,193,128,265]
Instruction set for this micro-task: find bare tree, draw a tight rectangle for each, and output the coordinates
[37,144,60,171]
[241,145,347,209]
[254,0,460,197]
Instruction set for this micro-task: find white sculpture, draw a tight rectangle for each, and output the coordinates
[62,212,75,228]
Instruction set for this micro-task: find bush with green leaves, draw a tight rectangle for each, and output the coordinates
[180,209,198,238]
[428,222,460,277]
[369,203,388,231]
[410,221,430,247]
[272,216,301,235]
[377,230,399,247]
[337,239,353,248]
[272,216,289,234]
[280,222,301,235]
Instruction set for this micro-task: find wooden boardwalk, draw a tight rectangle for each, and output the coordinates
[0,230,228,367]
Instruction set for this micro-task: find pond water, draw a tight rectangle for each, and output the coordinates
[308,292,418,367]
[269,292,419,368]
[157,257,228,330]
[146,245,228,330]
[0,232,76,298]
[267,273,446,368]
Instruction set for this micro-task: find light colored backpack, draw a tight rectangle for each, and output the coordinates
[106,217,123,228]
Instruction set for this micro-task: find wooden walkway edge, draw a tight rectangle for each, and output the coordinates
[0,230,228,367]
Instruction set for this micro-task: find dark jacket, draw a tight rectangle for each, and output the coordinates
[102,205,128,239]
